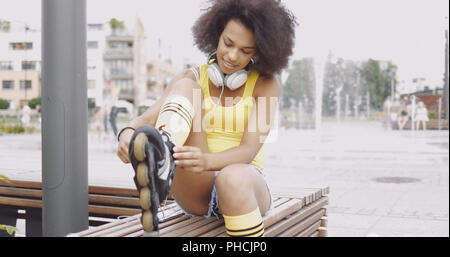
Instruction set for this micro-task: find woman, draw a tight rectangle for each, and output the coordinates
[117,0,297,237]
[397,103,409,130]
[415,101,429,130]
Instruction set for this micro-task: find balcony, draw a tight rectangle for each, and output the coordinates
[119,89,134,100]
[103,49,133,60]
[104,69,133,80]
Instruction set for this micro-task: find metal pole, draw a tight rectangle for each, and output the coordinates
[438,97,442,130]
[336,88,341,122]
[411,95,416,131]
[41,0,88,236]
[445,29,449,121]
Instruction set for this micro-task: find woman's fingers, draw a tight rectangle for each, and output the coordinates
[173,151,200,160]
[174,159,200,167]
[173,146,200,153]
[117,141,130,163]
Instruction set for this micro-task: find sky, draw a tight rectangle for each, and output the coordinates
[0,0,448,86]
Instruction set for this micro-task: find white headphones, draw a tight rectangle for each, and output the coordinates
[207,52,255,91]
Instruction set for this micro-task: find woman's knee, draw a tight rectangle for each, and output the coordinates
[215,165,254,200]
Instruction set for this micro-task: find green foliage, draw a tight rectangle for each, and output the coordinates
[109,18,125,30]
[0,19,11,32]
[0,175,18,236]
[427,110,444,120]
[88,98,96,109]
[283,55,397,118]
[0,98,9,109]
[0,124,25,134]
[0,225,18,235]
[0,175,10,183]
[360,59,397,111]
[282,58,315,112]
[322,57,361,116]
[28,97,41,109]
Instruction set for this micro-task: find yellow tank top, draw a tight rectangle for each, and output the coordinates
[198,64,264,170]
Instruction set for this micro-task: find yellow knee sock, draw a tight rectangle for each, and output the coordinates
[155,95,194,147]
[223,207,265,237]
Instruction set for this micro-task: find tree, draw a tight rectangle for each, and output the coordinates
[282,59,315,112]
[109,18,125,31]
[28,97,41,109]
[0,98,9,110]
[0,20,11,32]
[360,59,397,110]
[322,56,361,117]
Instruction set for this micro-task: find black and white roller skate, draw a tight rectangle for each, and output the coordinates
[128,125,176,237]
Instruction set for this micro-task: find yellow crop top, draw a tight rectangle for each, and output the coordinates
[197,64,264,170]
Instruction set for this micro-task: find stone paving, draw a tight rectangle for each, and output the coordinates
[0,120,448,237]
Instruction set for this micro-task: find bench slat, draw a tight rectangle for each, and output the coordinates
[88,194,139,207]
[265,198,328,236]
[0,196,42,208]
[0,187,42,198]
[277,209,325,237]
[295,220,322,237]
[0,180,138,197]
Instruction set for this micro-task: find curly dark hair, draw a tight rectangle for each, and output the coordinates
[192,0,297,77]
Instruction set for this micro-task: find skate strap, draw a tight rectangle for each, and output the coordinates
[157,144,172,181]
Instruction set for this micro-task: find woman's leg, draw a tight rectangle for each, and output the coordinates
[159,78,216,215]
[215,164,271,237]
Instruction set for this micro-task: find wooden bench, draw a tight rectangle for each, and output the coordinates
[391,120,449,130]
[0,179,147,237]
[69,186,329,237]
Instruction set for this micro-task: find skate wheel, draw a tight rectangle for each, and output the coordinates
[140,187,151,210]
[136,163,149,187]
[134,133,148,162]
[142,210,154,232]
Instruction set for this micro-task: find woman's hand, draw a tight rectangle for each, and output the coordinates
[173,146,208,173]
[117,128,135,164]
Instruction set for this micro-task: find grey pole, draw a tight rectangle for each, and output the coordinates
[41,0,88,236]
[444,29,448,121]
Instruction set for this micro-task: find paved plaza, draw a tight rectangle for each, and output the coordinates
[0,120,448,237]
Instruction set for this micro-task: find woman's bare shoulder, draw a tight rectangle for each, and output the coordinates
[254,75,280,98]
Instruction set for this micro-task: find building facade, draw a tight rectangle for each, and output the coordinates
[0,24,41,110]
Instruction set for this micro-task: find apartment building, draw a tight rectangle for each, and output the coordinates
[87,23,107,108]
[103,17,147,115]
[0,24,41,109]
[0,22,108,110]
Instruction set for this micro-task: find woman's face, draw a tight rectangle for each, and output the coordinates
[216,19,257,74]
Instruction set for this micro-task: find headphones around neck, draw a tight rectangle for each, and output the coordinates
[207,52,255,91]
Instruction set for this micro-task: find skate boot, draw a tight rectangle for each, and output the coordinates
[128,125,176,237]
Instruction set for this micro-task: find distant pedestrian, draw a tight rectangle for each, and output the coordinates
[415,101,429,130]
[397,103,409,130]
[109,106,119,137]
[21,105,31,128]
[92,106,104,141]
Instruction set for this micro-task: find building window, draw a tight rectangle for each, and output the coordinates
[2,80,14,90]
[87,41,98,49]
[22,61,36,70]
[20,80,32,90]
[88,80,96,89]
[88,23,104,31]
[0,61,13,70]
[9,42,33,50]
